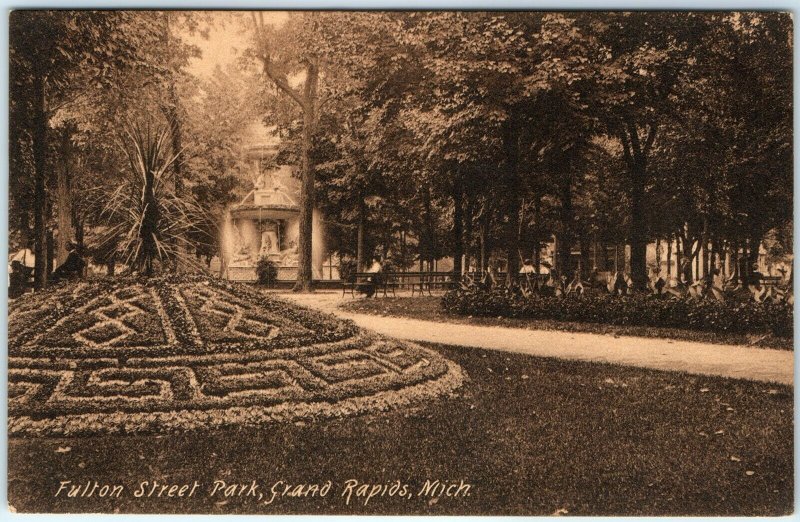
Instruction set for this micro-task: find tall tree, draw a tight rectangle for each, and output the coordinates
[10,11,154,287]
[249,12,325,291]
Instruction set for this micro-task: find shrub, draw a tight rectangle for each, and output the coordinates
[94,119,206,275]
[255,257,278,286]
[441,287,793,337]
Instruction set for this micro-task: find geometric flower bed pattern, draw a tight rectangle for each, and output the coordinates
[9,275,464,437]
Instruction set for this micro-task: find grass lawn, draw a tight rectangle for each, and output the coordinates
[342,296,793,350]
[8,343,792,516]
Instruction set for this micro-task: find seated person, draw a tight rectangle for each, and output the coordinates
[747,264,769,302]
[9,260,31,298]
[357,257,383,298]
[519,259,535,274]
[461,263,478,289]
[554,274,568,298]
[482,261,499,288]
[566,269,587,296]
[9,242,35,271]
[51,243,86,284]
[648,266,667,295]
[607,271,627,295]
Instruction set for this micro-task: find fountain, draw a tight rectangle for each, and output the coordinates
[220,125,337,282]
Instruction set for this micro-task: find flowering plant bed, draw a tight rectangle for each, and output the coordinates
[8,275,463,437]
[442,287,793,338]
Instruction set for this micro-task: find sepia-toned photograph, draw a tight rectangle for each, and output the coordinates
[6,9,793,516]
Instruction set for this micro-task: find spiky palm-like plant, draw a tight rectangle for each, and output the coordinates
[98,120,205,275]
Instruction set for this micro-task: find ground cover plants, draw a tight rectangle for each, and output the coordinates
[8,275,463,436]
[442,287,793,338]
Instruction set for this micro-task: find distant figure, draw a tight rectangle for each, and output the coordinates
[748,263,768,302]
[462,261,478,288]
[519,259,536,293]
[680,255,693,284]
[50,243,86,284]
[648,266,667,295]
[9,241,35,270]
[367,258,383,274]
[607,271,627,295]
[8,240,35,298]
[555,274,568,298]
[358,257,383,298]
[519,259,535,274]
[8,261,29,298]
[750,263,764,285]
[483,260,499,288]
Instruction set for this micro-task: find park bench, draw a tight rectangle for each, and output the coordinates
[402,272,455,296]
[342,272,399,297]
[761,275,783,286]
[342,271,456,297]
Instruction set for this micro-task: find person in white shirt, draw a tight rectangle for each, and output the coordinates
[8,240,35,297]
[519,259,535,274]
[359,257,383,297]
[367,258,382,273]
[9,245,35,268]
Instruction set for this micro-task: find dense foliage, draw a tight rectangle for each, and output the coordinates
[9,11,793,291]
[442,287,793,337]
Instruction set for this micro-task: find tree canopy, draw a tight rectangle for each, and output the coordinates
[9,11,792,289]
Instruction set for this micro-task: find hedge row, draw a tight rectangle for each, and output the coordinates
[441,287,793,337]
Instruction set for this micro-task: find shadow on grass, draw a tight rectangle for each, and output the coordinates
[8,344,792,515]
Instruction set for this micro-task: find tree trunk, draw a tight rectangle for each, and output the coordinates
[666,237,672,277]
[555,169,575,277]
[479,225,486,274]
[73,204,84,253]
[709,238,716,274]
[161,12,186,269]
[293,61,319,292]
[166,101,184,267]
[618,122,657,291]
[46,229,55,276]
[56,126,74,265]
[422,184,436,268]
[629,167,647,289]
[452,174,464,276]
[140,142,159,276]
[694,246,700,281]
[579,233,590,279]
[464,193,474,271]
[356,197,365,272]
[32,73,48,289]
[479,202,491,273]
[746,234,762,285]
[503,121,521,286]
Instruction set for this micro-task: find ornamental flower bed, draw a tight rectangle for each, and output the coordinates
[442,286,793,338]
[8,275,464,437]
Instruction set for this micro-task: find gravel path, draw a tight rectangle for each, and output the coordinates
[278,292,794,386]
